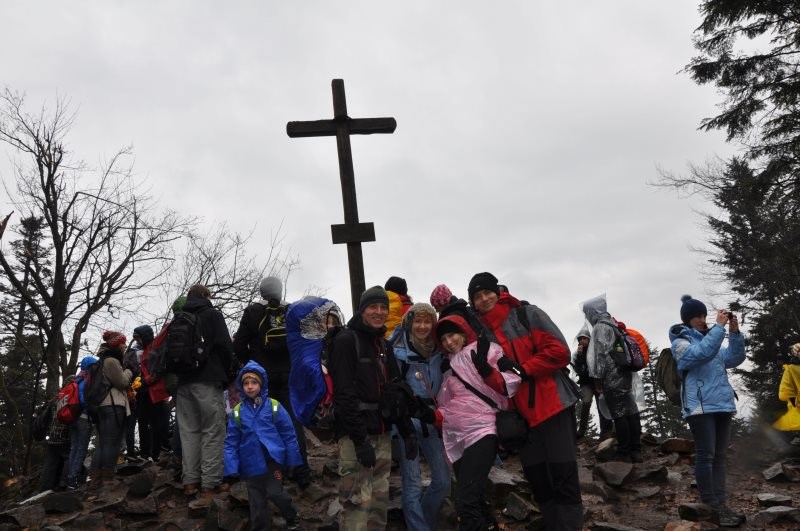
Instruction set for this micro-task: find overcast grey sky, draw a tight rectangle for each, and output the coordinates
[0,2,741,351]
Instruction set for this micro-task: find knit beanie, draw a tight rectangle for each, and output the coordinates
[468,272,500,303]
[172,295,187,314]
[260,276,283,301]
[241,371,263,386]
[403,302,438,330]
[429,284,453,308]
[435,319,466,341]
[359,285,390,313]
[680,295,707,325]
[102,330,127,350]
[384,276,408,296]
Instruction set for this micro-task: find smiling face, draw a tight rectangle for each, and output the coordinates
[473,289,498,315]
[361,303,389,329]
[411,313,434,343]
[689,314,708,333]
[242,377,261,399]
[440,332,467,354]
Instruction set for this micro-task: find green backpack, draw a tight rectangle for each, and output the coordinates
[232,398,280,426]
[655,348,682,405]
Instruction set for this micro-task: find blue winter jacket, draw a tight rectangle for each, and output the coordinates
[389,327,443,430]
[223,361,303,479]
[668,323,746,418]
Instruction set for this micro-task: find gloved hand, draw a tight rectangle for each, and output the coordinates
[354,440,376,468]
[471,333,492,377]
[131,376,142,390]
[497,356,527,379]
[404,435,419,461]
[417,405,437,425]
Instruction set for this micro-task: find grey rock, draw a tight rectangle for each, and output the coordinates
[640,432,659,446]
[667,471,683,485]
[633,486,661,499]
[595,438,617,461]
[752,505,800,525]
[123,494,159,515]
[756,492,793,507]
[592,522,647,531]
[42,491,83,513]
[595,461,634,486]
[763,461,800,482]
[0,504,46,528]
[73,512,106,529]
[127,468,156,498]
[631,463,669,483]
[187,497,212,518]
[327,499,343,517]
[581,480,610,502]
[677,502,716,522]
[228,481,249,506]
[503,491,535,521]
[661,438,694,454]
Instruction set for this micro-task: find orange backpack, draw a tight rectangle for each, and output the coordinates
[624,328,650,366]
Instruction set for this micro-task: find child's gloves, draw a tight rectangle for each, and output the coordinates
[132,376,142,390]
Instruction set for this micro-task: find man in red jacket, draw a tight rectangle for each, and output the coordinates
[469,272,583,530]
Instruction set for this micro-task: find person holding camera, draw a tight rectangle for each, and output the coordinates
[668,295,746,527]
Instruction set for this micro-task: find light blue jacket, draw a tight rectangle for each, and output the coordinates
[223,361,303,479]
[668,323,746,418]
[389,327,443,431]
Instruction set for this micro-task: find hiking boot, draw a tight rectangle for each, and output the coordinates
[718,506,745,527]
[183,483,199,496]
[200,487,215,499]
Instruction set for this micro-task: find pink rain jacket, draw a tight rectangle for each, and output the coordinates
[437,338,521,463]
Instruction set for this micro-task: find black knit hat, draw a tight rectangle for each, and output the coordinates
[680,294,707,325]
[384,276,408,296]
[359,285,390,313]
[468,272,500,303]
[435,319,466,341]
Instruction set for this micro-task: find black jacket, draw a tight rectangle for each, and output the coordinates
[329,315,405,444]
[233,301,290,374]
[178,295,234,386]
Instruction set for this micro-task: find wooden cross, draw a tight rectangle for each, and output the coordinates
[287,79,396,316]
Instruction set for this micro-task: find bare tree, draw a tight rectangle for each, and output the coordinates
[163,221,299,330]
[0,89,195,395]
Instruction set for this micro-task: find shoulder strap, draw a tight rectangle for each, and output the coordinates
[270,398,279,417]
[233,402,242,426]
[451,367,499,410]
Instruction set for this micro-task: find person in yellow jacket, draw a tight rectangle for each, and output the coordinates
[773,344,800,431]
[384,276,413,338]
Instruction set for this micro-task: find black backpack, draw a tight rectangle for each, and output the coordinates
[259,304,289,359]
[83,358,112,414]
[165,310,208,373]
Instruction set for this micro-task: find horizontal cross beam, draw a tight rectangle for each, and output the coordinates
[331,222,376,244]
[287,117,397,138]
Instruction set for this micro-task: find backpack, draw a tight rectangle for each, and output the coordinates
[147,325,170,379]
[259,304,289,360]
[165,310,208,373]
[55,378,83,424]
[83,358,112,413]
[600,319,647,372]
[32,401,54,441]
[655,348,682,405]
[232,398,279,426]
[308,325,349,429]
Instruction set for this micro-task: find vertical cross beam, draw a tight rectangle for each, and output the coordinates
[287,79,396,315]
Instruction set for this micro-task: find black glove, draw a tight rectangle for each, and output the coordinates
[354,440,376,468]
[404,435,419,461]
[471,333,493,378]
[417,405,437,425]
[497,356,527,379]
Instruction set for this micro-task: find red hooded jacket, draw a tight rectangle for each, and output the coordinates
[479,292,576,427]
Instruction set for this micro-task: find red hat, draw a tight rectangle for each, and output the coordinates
[102,330,127,350]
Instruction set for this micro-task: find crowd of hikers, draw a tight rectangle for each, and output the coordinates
[33,273,749,529]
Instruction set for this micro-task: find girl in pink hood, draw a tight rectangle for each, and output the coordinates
[435,315,521,530]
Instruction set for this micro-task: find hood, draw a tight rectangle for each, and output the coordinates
[133,325,155,347]
[236,360,270,400]
[287,297,343,340]
[575,321,592,341]
[581,294,610,326]
[668,323,692,342]
[435,315,478,347]
[183,294,213,313]
[80,356,99,371]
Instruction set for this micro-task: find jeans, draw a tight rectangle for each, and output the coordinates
[452,435,498,531]
[399,421,451,531]
[687,412,732,507]
[245,468,297,530]
[67,416,92,487]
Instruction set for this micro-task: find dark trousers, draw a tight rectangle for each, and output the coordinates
[687,412,732,508]
[452,435,498,531]
[612,412,642,456]
[269,372,308,482]
[519,407,583,531]
[95,405,126,470]
[39,443,70,492]
[245,470,297,530]
[138,392,169,460]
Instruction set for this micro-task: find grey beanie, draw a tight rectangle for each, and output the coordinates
[260,276,283,301]
[359,286,390,313]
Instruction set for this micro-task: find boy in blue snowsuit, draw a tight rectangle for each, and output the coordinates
[224,361,302,530]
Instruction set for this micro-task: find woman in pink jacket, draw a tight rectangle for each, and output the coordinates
[435,315,521,531]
